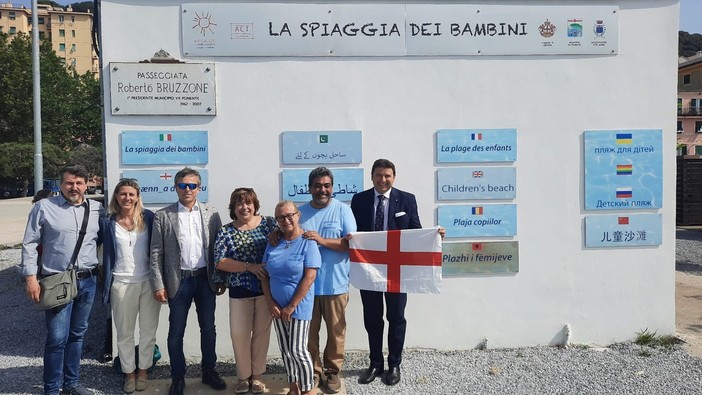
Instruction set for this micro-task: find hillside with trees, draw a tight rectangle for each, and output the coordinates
[680,31,702,57]
[37,1,93,13]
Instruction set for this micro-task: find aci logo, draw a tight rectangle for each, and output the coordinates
[231,23,254,39]
[192,11,217,36]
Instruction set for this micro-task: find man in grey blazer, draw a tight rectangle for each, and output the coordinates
[150,168,225,395]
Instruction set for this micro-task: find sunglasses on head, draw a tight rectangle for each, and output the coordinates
[177,183,199,190]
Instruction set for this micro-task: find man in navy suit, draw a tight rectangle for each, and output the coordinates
[350,158,421,386]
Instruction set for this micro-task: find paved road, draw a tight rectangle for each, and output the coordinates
[0,197,34,246]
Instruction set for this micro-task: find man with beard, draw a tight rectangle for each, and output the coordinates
[19,165,104,395]
[298,167,357,393]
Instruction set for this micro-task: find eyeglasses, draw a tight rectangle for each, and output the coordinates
[177,183,199,190]
[311,183,333,189]
[275,211,299,222]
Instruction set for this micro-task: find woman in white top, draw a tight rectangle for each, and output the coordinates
[102,178,159,393]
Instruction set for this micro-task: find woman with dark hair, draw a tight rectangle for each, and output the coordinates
[213,188,276,394]
[102,178,159,393]
[32,189,53,204]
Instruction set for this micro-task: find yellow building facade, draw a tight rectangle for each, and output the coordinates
[0,2,98,75]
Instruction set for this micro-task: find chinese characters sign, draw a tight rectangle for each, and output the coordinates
[584,214,661,247]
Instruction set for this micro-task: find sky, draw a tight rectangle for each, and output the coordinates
[8,0,702,34]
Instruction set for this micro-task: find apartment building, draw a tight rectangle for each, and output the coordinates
[678,52,702,155]
[0,2,98,75]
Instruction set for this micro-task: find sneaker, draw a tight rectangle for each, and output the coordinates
[234,378,250,394]
[124,377,136,394]
[251,379,266,394]
[135,375,149,391]
[63,385,93,395]
[325,372,341,393]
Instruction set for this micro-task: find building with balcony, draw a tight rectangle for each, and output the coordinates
[0,2,98,75]
[678,52,702,154]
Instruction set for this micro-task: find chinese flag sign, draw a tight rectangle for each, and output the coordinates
[349,228,442,294]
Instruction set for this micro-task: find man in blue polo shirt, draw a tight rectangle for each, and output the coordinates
[298,167,357,393]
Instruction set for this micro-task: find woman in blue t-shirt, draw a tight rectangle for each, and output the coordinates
[262,200,321,395]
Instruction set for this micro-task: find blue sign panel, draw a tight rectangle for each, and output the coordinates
[585,214,662,247]
[437,129,517,163]
[120,169,209,204]
[584,130,662,210]
[438,204,516,237]
[282,131,362,164]
[121,131,208,165]
[437,167,516,200]
[282,168,364,203]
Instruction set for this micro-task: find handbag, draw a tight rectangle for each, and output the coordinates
[36,201,90,310]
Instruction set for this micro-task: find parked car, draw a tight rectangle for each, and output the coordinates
[0,184,22,199]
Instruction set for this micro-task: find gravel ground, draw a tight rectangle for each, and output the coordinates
[2,231,702,395]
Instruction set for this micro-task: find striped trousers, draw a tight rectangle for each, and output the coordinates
[273,318,314,392]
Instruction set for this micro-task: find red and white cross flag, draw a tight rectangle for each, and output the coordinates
[349,227,442,294]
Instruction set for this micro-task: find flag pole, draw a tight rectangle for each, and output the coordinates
[32,0,43,195]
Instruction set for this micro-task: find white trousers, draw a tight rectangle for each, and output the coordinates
[111,280,162,373]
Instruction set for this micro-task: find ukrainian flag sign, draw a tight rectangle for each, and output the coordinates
[583,130,662,210]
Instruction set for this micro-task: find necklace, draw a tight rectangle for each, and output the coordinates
[117,213,136,246]
[283,230,302,249]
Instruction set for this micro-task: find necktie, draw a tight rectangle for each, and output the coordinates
[374,195,385,231]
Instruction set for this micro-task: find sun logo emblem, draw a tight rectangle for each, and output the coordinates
[192,11,217,36]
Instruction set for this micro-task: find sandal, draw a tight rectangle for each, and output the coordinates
[287,381,300,395]
[234,378,250,394]
[251,379,265,394]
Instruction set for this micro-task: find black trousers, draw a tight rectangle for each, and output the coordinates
[360,290,407,369]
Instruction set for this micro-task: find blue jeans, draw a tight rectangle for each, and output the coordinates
[167,275,217,378]
[43,276,97,395]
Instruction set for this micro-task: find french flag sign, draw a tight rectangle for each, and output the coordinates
[349,227,442,294]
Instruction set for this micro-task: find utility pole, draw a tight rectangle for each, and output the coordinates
[32,0,43,194]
